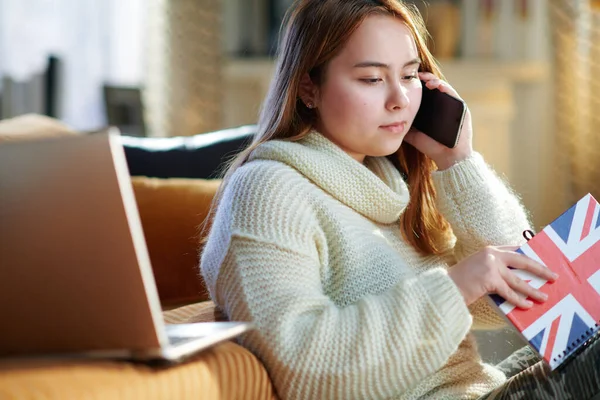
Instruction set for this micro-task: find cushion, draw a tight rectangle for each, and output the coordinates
[131,177,221,307]
[121,125,255,179]
[0,303,275,400]
[0,341,277,399]
[0,114,76,143]
[163,301,228,324]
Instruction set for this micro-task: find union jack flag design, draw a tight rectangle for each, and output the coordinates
[489,193,600,369]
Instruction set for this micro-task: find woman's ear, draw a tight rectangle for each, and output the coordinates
[298,73,318,109]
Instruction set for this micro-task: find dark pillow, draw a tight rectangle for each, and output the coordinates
[121,125,256,179]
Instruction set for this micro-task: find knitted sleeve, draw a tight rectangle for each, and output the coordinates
[201,162,473,400]
[431,152,532,330]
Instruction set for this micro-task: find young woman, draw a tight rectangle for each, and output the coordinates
[201,1,599,398]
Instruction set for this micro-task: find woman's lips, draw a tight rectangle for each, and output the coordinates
[380,122,406,134]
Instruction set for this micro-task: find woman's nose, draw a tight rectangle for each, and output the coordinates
[387,84,410,110]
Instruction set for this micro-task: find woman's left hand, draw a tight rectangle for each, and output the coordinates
[403,72,473,170]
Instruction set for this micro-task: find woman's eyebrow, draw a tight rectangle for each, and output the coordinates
[353,58,422,69]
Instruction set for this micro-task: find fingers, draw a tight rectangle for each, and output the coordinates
[403,126,441,149]
[419,72,437,80]
[501,250,558,282]
[418,72,462,100]
[502,268,548,302]
[492,247,556,309]
[495,279,533,309]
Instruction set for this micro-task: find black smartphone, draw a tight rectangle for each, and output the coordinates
[411,81,467,148]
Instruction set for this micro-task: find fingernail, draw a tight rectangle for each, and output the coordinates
[551,272,559,280]
[525,300,533,307]
[540,292,548,300]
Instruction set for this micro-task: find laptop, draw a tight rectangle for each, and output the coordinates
[0,128,252,363]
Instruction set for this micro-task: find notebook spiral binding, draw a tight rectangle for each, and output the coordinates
[554,322,600,371]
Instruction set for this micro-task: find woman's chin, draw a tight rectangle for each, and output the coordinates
[382,134,407,154]
[366,140,404,158]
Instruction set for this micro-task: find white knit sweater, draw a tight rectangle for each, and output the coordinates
[200,131,531,400]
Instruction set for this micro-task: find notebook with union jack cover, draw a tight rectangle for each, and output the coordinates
[489,193,600,370]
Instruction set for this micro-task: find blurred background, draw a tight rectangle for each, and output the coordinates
[1,0,599,362]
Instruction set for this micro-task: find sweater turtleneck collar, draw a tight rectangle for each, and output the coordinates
[248,130,410,224]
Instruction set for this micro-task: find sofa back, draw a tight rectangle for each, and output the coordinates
[124,126,256,307]
[131,177,220,307]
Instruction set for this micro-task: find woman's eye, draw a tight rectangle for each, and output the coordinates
[361,78,383,85]
[402,74,418,81]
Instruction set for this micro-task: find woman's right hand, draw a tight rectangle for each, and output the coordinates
[448,245,559,308]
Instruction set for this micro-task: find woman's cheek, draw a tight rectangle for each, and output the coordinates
[408,88,422,116]
[329,92,360,120]
[344,86,378,111]
[324,82,379,123]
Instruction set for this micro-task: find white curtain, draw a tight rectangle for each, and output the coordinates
[0,0,146,130]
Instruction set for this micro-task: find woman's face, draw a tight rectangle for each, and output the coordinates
[308,14,423,163]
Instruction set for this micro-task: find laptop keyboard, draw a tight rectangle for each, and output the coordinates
[167,335,198,347]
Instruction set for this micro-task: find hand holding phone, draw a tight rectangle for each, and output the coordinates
[411,80,467,148]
